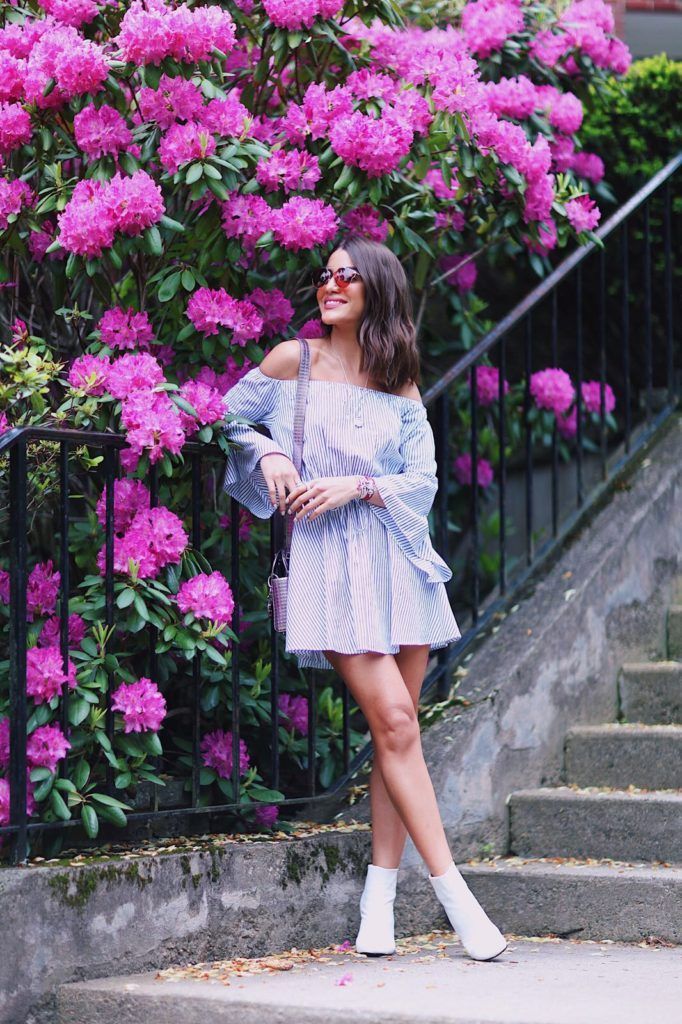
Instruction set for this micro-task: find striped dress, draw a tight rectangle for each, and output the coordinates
[222,362,461,671]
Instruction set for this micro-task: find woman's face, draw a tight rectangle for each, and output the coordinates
[316,248,366,330]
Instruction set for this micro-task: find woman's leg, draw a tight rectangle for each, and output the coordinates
[324,648,453,877]
[367,645,430,868]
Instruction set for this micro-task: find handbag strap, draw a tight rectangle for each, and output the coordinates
[284,337,310,551]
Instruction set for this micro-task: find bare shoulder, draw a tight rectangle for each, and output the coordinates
[394,380,423,404]
[258,339,302,381]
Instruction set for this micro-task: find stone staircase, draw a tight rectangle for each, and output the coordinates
[460,587,682,944]
[55,593,682,1022]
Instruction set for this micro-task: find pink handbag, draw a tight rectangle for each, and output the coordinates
[266,338,311,632]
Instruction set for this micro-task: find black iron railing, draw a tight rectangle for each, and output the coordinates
[1,153,680,861]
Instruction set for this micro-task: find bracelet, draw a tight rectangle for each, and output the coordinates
[259,451,288,462]
[355,475,376,501]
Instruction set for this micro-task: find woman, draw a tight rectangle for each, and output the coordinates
[222,235,507,962]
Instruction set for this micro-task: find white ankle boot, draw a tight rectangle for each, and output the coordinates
[429,861,507,961]
[355,864,398,955]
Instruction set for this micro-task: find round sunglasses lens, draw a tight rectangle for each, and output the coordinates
[313,269,330,288]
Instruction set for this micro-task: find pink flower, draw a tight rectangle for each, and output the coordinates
[329,111,413,178]
[254,804,280,827]
[530,368,575,415]
[105,171,165,236]
[38,0,99,28]
[138,75,203,129]
[471,365,509,407]
[570,152,605,184]
[0,568,9,603]
[115,0,236,66]
[219,507,254,543]
[199,95,252,137]
[26,723,71,772]
[453,453,494,489]
[24,25,108,109]
[256,148,322,195]
[245,288,294,339]
[158,121,216,175]
[262,0,318,30]
[0,177,33,230]
[120,389,187,463]
[176,571,235,624]
[99,307,155,352]
[335,972,354,986]
[271,196,339,252]
[298,318,326,339]
[187,288,264,343]
[27,560,60,621]
[341,205,388,243]
[176,380,226,431]
[439,253,477,293]
[96,478,151,535]
[557,405,577,440]
[581,380,615,415]
[461,0,524,59]
[278,693,309,735]
[96,505,188,579]
[0,717,9,769]
[38,612,87,649]
[26,646,77,704]
[112,677,166,733]
[548,93,583,135]
[220,193,271,251]
[0,777,36,826]
[67,354,110,396]
[73,105,133,159]
[57,178,116,257]
[106,352,165,399]
[200,728,250,779]
[565,195,601,234]
[0,101,32,158]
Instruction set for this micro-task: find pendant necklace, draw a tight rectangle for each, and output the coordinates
[326,343,369,428]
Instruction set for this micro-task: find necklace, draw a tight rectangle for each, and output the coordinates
[325,341,369,429]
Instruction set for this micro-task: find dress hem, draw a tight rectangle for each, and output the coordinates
[286,633,462,671]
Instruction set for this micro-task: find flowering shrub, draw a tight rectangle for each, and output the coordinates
[0,0,630,853]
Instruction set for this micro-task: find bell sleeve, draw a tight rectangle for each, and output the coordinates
[221,367,285,520]
[369,400,453,584]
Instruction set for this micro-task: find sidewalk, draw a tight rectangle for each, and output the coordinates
[58,930,682,1024]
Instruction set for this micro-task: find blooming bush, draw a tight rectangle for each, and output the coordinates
[0,0,630,853]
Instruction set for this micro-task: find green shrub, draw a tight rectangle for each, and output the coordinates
[581,54,682,199]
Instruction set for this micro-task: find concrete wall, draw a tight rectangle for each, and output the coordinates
[1,416,680,1024]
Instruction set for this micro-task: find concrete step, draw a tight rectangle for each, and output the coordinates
[461,856,682,944]
[564,723,682,789]
[619,661,682,724]
[667,605,682,660]
[509,786,682,863]
[56,863,682,1024]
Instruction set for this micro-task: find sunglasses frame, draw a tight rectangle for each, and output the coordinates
[312,266,362,290]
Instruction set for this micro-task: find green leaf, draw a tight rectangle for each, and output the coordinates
[142,225,163,256]
[33,775,55,803]
[181,269,195,291]
[160,215,185,233]
[89,792,132,811]
[158,271,182,303]
[139,731,163,756]
[50,788,71,820]
[68,698,91,727]
[95,804,128,828]
[81,804,99,838]
[73,760,90,790]
[248,785,284,802]
[185,163,204,185]
[114,771,133,789]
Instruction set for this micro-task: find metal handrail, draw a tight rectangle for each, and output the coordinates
[423,152,682,406]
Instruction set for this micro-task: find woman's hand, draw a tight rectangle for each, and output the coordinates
[285,476,360,522]
[259,453,301,516]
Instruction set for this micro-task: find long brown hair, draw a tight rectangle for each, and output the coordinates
[319,235,421,392]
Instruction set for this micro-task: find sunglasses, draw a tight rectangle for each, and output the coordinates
[311,266,362,290]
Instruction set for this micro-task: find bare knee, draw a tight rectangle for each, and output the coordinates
[374,703,420,756]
